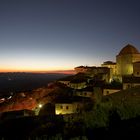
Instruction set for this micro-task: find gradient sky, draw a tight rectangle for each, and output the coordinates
[0,0,140,72]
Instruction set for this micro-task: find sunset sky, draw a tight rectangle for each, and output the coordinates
[0,0,140,72]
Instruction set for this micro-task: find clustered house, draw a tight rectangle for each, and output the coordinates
[56,44,140,115]
[1,44,140,118]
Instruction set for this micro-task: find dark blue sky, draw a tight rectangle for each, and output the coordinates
[0,0,140,72]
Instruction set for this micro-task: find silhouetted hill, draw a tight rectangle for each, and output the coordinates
[0,72,72,97]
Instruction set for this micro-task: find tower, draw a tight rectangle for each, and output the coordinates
[116,44,140,76]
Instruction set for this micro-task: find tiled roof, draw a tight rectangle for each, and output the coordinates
[54,96,91,103]
[118,44,139,55]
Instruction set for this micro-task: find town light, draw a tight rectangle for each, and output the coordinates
[7,96,12,99]
[38,104,42,108]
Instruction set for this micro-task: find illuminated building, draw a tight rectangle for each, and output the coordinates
[75,66,111,83]
[122,76,140,90]
[102,44,140,82]
[55,103,78,115]
[101,61,117,81]
[116,44,140,78]
[75,44,140,83]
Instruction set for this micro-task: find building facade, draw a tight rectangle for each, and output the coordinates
[116,44,140,77]
[74,44,140,85]
[133,62,140,77]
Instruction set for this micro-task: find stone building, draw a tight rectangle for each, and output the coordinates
[116,44,140,78]
[103,85,121,96]
[55,97,92,115]
[102,44,140,82]
[74,66,111,83]
[122,76,140,90]
[74,86,94,98]
[55,103,79,115]
[101,61,117,81]
[74,44,140,84]
[133,61,140,77]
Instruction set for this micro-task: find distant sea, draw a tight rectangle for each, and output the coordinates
[0,72,71,97]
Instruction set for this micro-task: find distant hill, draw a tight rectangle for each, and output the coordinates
[0,72,72,97]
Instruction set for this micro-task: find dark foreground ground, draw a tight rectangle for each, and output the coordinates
[0,115,139,140]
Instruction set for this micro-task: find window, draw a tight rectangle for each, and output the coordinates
[60,106,63,109]
[137,72,139,75]
[66,106,69,110]
[127,84,131,88]
[106,91,109,94]
[76,108,80,113]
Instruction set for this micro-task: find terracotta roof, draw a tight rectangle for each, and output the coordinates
[133,61,140,64]
[103,61,116,65]
[54,96,91,103]
[118,44,139,55]
[76,86,93,92]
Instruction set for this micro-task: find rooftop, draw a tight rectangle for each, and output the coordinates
[103,61,116,65]
[54,96,91,103]
[133,61,140,64]
[118,44,139,55]
[122,76,140,83]
[76,86,93,92]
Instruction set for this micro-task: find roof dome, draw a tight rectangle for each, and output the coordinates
[119,44,139,55]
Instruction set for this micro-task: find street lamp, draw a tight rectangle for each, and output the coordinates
[38,104,43,108]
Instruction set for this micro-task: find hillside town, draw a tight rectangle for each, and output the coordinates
[0,44,140,116]
[56,44,140,114]
[0,44,140,139]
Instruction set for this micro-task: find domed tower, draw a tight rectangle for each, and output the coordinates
[116,44,140,76]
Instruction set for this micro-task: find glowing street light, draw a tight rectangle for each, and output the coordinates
[38,104,42,108]
[7,96,12,99]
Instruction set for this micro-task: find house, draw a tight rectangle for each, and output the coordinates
[55,97,92,115]
[74,86,94,98]
[102,82,122,96]
[58,75,74,87]
[133,61,140,77]
[122,76,140,90]
[69,73,88,89]
[75,66,111,82]
[55,103,79,115]
[0,109,35,120]
[70,79,87,89]
[103,87,121,96]
[74,66,91,73]
[101,61,117,81]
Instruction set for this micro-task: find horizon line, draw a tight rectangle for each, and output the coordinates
[0,69,76,74]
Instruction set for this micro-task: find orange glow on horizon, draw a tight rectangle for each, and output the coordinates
[0,67,75,74]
